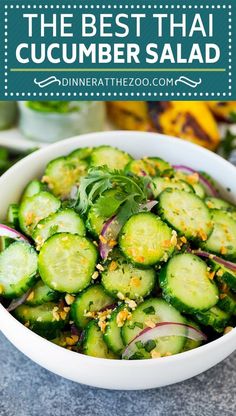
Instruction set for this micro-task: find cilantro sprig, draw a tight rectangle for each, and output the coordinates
[76,167,151,223]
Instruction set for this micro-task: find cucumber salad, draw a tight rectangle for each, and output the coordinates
[0,145,236,360]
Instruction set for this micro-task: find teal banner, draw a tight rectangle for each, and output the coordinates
[0,0,235,100]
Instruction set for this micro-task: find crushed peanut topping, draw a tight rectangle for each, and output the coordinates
[151,350,161,359]
[180,236,187,244]
[52,307,60,321]
[36,316,43,322]
[220,247,227,255]
[92,271,99,280]
[186,173,199,185]
[99,235,107,245]
[60,311,68,320]
[61,236,69,242]
[66,335,79,346]
[98,320,107,333]
[0,284,4,295]
[208,271,215,281]
[108,239,117,248]
[117,292,125,300]
[96,264,104,272]
[164,352,172,357]
[24,321,30,328]
[125,298,137,310]
[116,309,132,327]
[130,276,141,288]
[109,261,118,272]
[220,293,227,299]
[145,319,156,329]
[224,326,234,335]
[170,230,178,246]
[26,291,35,302]
[216,269,224,277]
[65,294,75,305]
[198,229,208,242]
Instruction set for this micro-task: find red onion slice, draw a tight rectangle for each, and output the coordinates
[122,322,207,359]
[192,250,236,272]
[7,288,33,312]
[0,223,29,243]
[99,201,158,260]
[173,165,219,197]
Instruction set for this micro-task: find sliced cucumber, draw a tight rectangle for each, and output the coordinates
[90,145,132,171]
[83,320,118,359]
[182,320,203,352]
[19,191,61,236]
[14,302,69,339]
[38,233,97,293]
[26,279,60,306]
[202,209,236,260]
[205,197,236,211]
[104,303,127,355]
[122,298,186,358]
[192,182,206,199]
[0,236,13,252]
[32,209,86,249]
[69,147,93,163]
[218,291,236,315]
[126,157,171,177]
[21,179,45,201]
[71,284,115,329]
[7,204,19,228]
[158,189,213,241]
[86,189,126,237]
[0,242,38,298]
[151,177,193,198]
[210,260,236,292]
[42,156,88,199]
[159,254,219,313]
[101,257,155,300]
[119,212,175,267]
[194,306,231,333]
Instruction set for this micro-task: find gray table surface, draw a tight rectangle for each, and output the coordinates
[0,332,235,416]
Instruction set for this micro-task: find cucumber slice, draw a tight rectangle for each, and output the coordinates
[218,291,236,315]
[158,189,213,241]
[71,284,115,329]
[86,189,126,237]
[192,182,206,199]
[159,253,219,313]
[151,177,193,198]
[32,209,86,249]
[19,191,61,236]
[119,212,175,267]
[69,147,93,163]
[21,180,45,201]
[122,298,186,358]
[194,306,231,333]
[126,157,171,177]
[104,303,127,355]
[14,302,69,339]
[202,209,236,260]
[182,320,203,352]
[210,260,236,292]
[90,145,132,170]
[0,242,38,298]
[26,279,59,306]
[205,197,236,211]
[42,156,88,199]
[83,320,118,359]
[7,204,19,228]
[101,257,156,300]
[38,233,98,293]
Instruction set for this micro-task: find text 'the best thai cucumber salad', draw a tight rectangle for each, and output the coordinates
[0,145,236,360]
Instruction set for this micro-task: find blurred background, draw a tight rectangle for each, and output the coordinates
[0,100,236,175]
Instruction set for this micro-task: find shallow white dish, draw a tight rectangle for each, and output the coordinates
[0,131,236,390]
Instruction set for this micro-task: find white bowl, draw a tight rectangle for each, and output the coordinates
[0,131,236,390]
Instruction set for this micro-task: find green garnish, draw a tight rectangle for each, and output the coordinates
[144,340,156,352]
[219,130,236,159]
[143,306,155,315]
[76,167,151,224]
[229,112,236,123]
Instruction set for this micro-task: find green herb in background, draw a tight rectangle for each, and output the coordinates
[218,130,236,159]
[0,147,38,176]
[229,113,236,123]
[27,101,82,113]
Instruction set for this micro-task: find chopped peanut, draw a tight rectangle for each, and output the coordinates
[96,264,104,271]
[26,291,35,302]
[145,320,156,329]
[224,326,234,335]
[65,294,75,305]
[116,309,132,327]
[109,261,118,272]
[92,271,99,280]
[151,350,161,359]
[66,335,79,346]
